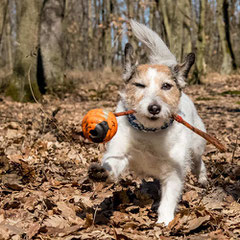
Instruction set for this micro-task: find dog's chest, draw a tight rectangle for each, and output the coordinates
[127,133,176,178]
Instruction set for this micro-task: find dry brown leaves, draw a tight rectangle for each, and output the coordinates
[0,72,239,239]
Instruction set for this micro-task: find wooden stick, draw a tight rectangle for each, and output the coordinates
[114,109,135,117]
[173,114,227,152]
[113,109,227,152]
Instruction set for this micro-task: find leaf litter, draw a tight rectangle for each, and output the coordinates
[0,72,239,239]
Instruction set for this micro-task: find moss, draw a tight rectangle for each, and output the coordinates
[5,75,41,102]
[219,90,240,96]
[14,66,25,77]
[236,101,240,105]
[196,97,216,101]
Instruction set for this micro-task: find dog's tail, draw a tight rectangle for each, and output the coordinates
[130,20,177,66]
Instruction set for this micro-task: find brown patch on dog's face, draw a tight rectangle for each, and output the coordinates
[123,64,181,127]
[137,64,171,75]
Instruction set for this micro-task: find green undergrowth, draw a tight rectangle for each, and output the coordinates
[196,97,216,101]
[219,90,240,96]
[5,75,41,102]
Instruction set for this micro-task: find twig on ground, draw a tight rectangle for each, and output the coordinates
[92,206,99,226]
[231,134,239,164]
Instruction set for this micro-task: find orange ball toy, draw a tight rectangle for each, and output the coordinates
[81,109,118,143]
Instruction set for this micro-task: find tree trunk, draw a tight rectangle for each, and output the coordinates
[99,0,104,68]
[93,0,100,69]
[127,0,134,44]
[182,0,192,60]
[149,1,156,30]
[217,0,236,74]
[222,0,237,71]
[127,0,138,54]
[6,6,12,76]
[197,0,206,77]
[173,0,185,61]
[159,0,172,49]
[0,0,10,87]
[177,0,190,62]
[191,0,206,84]
[6,0,42,102]
[40,0,65,92]
[0,0,8,46]
[88,0,93,69]
[0,0,8,69]
[104,0,112,68]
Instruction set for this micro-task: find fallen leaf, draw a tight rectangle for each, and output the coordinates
[182,190,199,203]
[26,222,41,239]
[113,227,133,240]
[187,215,210,232]
[57,201,76,220]
[2,174,23,191]
[44,215,70,229]
[84,212,93,228]
[58,224,83,237]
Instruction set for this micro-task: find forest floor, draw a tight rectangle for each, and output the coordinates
[0,70,240,240]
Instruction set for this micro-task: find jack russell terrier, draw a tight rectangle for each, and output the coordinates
[90,20,207,226]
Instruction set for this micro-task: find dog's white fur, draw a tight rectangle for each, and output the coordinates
[130,20,177,67]
[101,20,207,226]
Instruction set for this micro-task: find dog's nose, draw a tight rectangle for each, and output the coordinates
[148,104,161,115]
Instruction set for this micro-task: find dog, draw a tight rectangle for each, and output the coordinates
[89,20,207,226]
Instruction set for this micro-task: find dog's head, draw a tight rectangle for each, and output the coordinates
[121,43,195,129]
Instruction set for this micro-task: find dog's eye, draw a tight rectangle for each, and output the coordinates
[161,83,172,90]
[133,82,146,88]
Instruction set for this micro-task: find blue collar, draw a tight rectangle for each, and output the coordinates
[126,113,174,132]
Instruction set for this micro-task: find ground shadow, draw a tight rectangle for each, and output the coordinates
[79,178,161,225]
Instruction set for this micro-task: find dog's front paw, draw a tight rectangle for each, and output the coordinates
[88,163,109,182]
[156,213,174,226]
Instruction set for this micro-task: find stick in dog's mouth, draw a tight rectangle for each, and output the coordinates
[114,110,227,152]
[172,114,227,152]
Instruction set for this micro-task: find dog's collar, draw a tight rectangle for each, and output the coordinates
[126,111,174,132]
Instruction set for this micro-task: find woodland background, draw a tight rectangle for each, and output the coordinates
[0,0,239,101]
[0,1,240,240]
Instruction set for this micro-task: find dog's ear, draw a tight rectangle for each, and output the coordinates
[123,43,136,82]
[173,53,195,88]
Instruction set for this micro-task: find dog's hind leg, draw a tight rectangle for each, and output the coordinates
[192,152,208,186]
[192,154,208,186]
[191,115,208,186]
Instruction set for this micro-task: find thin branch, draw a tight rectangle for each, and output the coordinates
[231,134,239,164]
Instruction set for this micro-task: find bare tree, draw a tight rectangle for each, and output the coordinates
[5,0,43,101]
[0,0,12,80]
[40,0,65,92]
[195,0,206,83]
[217,0,237,74]
[158,0,190,62]
[103,0,112,67]
[158,0,172,49]
[88,0,93,69]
